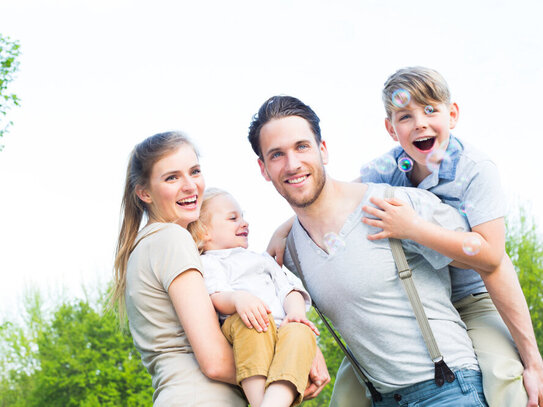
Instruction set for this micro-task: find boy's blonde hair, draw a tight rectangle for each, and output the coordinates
[382,67,451,118]
[188,188,230,254]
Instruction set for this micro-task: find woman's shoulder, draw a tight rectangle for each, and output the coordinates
[138,222,194,246]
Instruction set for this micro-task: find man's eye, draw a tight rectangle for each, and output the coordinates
[271,152,282,159]
[297,144,309,151]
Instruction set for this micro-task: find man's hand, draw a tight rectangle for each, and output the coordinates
[304,347,330,399]
[523,364,543,407]
[362,196,421,240]
[233,292,271,332]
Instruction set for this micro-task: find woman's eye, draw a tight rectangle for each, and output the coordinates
[191,168,201,176]
[165,175,177,181]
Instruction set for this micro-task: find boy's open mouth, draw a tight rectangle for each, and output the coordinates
[413,136,436,152]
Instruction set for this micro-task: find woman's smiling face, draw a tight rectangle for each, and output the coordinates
[137,144,205,228]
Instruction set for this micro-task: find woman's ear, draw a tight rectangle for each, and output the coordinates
[135,185,152,204]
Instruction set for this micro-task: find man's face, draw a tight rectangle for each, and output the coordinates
[257,116,328,208]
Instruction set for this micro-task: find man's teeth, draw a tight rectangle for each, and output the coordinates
[287,176,307,184]
[177,196,197,204]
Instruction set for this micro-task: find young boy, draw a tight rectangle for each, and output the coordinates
[355,66,542,407]
[188,188,318,407]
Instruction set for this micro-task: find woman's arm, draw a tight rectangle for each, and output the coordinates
[168,270,237,384]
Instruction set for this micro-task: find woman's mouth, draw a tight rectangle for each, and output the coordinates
[176,196,197,206]
[413,136,436,152]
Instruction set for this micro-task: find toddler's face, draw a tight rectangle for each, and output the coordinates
[385,101,459,169]
[203,194,249,251]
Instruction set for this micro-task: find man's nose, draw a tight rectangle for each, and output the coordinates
[285,151,302,172]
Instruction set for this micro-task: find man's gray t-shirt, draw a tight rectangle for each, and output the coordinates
[284,183,479,393]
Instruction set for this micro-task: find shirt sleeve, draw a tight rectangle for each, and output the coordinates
[396,188,469,270]
[263,253,312,311]
[462,160,507,227]
[148,224,203,291]
[200,255,233,294]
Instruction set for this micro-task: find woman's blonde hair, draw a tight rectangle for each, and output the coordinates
[112,131,197,320]
[382,66,451,118]
[188,188,229,254]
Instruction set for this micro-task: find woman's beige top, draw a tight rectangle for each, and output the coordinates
[125,222,246,406]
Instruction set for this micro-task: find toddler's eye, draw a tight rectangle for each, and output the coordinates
[399,114,410,121]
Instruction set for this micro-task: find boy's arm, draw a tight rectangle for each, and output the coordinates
[210,291,271,332]
[266,216,295,267]
[478,256,543,407]
[362,196,504,272]
[280,290,319,335]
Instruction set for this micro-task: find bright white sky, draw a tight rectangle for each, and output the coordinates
[1,0,542,315]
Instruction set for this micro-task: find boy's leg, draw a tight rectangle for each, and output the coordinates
[330,357,372,407]
[455,293,527,407]
[221,313,278,406]
[266,322,317,406]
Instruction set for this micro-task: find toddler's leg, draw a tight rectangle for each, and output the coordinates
[329,357,372,407]
[221,313,277,406]
[265,322,317,406]
[455,293,527,407]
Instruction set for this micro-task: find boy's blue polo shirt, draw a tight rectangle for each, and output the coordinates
[360,135,507,302]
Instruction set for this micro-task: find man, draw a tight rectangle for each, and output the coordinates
[247,96,487,406]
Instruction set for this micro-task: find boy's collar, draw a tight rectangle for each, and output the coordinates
[397,134,463,183]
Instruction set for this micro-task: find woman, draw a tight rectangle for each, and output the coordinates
[112,131,246,405]
[111,131,329,406]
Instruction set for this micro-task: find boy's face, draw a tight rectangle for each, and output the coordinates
[203,194,249,251]
[385,101,459,168]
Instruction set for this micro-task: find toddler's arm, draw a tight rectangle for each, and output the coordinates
[280,290,319,336]
[210,291,271,333]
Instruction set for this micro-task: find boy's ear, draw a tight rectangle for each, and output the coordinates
[449,102,459,129]
[385,118,398,142]
[258,158,271,182]
[135,185,152,204]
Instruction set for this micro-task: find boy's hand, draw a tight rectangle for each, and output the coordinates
[280,312,320,336]
[233,292,271,332]
[362,196,421,240]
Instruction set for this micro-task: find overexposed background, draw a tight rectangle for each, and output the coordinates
[1,0,542,314]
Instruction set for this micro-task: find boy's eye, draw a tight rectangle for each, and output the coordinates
[424,105,435,114]
[398,114,410,121]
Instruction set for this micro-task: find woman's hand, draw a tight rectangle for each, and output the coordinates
[362,196,421,240]
[304,347,330,399]
[233,292,271,332]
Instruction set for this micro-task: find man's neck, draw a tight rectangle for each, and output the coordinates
[293,177,367,251]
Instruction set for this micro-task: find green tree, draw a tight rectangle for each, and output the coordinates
[0,34,21,150]
[0,292,153,406]
[506,208,543,352]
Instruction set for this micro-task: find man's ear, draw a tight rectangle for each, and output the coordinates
[258,158,271,182]
[385,118,398,142]
[135,185,152,204]
[449,102,459,130]
[319,140,329,165]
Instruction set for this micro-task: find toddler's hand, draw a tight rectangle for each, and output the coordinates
[234,292,271,332]
[362,196,421,240]
[280,312,320,336]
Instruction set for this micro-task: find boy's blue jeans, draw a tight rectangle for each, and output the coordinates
[372,369,487,407]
